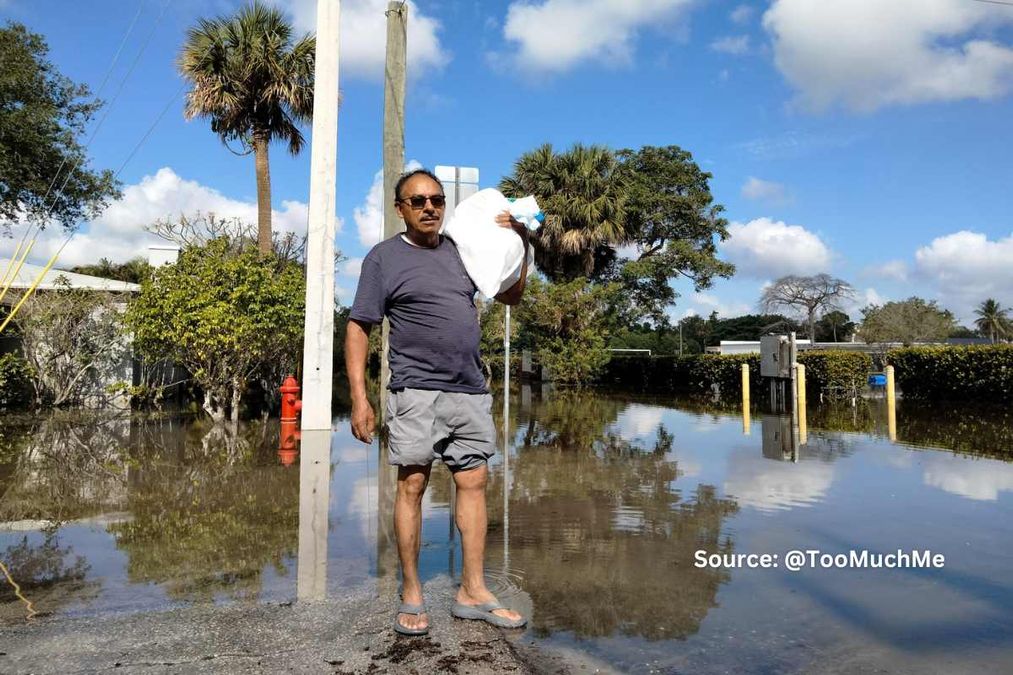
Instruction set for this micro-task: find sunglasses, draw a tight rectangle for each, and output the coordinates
[398,194,447,210]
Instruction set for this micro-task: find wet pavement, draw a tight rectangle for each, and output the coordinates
[2,390,1013,673]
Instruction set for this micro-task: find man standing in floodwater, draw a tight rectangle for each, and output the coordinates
[344,168,528,635]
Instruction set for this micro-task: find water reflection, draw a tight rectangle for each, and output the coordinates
[2,390,1013,673]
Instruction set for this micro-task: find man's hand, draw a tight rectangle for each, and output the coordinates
[495,211,529,242]
[493,211,530,306]
[350,397,376,444]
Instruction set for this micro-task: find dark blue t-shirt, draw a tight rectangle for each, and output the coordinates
[348,235,486,394]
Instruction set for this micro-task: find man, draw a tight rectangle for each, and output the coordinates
[345,168,528,636]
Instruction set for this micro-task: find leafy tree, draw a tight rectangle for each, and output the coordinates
[516,276,619,385]
[860,297,956,346]
[612,145,735,321]
[179,2,315,254]
[814,310,855,343]
[500,144,734,322]
[760,274,854,341]
[125,239,305,422]
[710,313,800,343]
[68,257,151,284]
[974,298,1010,344]
[0,22,119,232]
[500,143,629,282]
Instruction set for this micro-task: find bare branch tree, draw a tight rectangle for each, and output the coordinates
[760,274,854,341]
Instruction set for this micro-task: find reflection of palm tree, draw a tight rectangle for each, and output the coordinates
[490,443,738,640]
[500,144,628,282]
[974,299,1010,344]
[179,1,315,254]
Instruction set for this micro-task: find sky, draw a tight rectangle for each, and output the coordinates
[2,0,1012,325]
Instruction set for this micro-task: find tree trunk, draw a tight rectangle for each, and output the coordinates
[229,379,242,423]
[253,131,272,255]
[203,390,226,423]
[808,311,817,343]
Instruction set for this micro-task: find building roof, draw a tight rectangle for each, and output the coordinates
[0,259,140,298]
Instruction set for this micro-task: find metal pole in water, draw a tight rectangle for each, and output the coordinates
[797,363,807,446]
[886,365,897,442]
[741,363,750,435]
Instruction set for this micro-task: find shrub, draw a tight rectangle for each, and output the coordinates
[599,350,871,398]
[0,352,32,409]
[887,345,1013,401]
[797,351,872,397]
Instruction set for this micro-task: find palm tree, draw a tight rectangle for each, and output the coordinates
[179,2,315,255]
[974,298,1010,344]
[500,143,630,282]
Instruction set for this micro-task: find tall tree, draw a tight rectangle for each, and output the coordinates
[500,143,629,282]
[0,22,119,233]
[760,274,854,341]
[613,145,734,321]
[179,2,315,254]
[974,298,1010,344]
[859,297,955,346]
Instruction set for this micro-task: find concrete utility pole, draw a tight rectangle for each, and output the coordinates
[379,0,408,413]
[300,0,341,431]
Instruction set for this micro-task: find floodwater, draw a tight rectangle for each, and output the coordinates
[2,390,1012,673]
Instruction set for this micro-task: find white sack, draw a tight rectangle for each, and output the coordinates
[443,188,537,298]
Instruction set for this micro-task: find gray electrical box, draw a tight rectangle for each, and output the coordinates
[760,335,793,378]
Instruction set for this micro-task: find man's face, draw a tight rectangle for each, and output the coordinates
[395,175,446,236]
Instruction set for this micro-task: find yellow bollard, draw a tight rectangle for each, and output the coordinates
[796,363,807,445]
[885,365,896,441]
[741,363,751,435]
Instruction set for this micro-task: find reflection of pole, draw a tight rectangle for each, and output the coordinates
[376,437,399,595]
[886,365,897,442]
[741,364,750,435]
[297,430,331,600]
[300,0,341,429]
[796,363,807,446]
[503,309,511,572]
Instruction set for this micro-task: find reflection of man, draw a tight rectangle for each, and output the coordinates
[345,168,528,636]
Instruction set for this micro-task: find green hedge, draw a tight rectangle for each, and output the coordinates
[888,345,1013,401]
[598,350,871,398]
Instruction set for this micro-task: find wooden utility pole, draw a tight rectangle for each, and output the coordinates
[379,0,407,413]
[300,0,341,430]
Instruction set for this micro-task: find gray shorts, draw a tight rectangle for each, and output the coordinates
[385,388,496,472]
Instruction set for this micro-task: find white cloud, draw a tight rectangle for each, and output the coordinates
[922,453,1013,501]
[0,167,317,268]
[724,449,836,512]
[270,0,449,79]
[741,176,789,204]
[763,0,1013,111]
[914,231,1013,309]
[730,4,754,25]
[686,292,752,319]
[710,35,750,55]
[500,0,695,73]
[868,260,910,283]
[721,217,833,279]
[615,405,665,438]
[341,257,364,278]
[353,169,386,247]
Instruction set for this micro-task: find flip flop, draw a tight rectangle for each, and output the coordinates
[451,601,527,629]
[393,601,429,636]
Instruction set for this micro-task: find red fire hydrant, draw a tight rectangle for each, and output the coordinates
[278,375,303,466]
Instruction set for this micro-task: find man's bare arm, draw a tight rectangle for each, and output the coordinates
[494,211,530,306]
[345,318,376,444]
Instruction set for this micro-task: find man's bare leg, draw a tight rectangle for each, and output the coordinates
[452,464,522,621]
[395,465,431,631]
